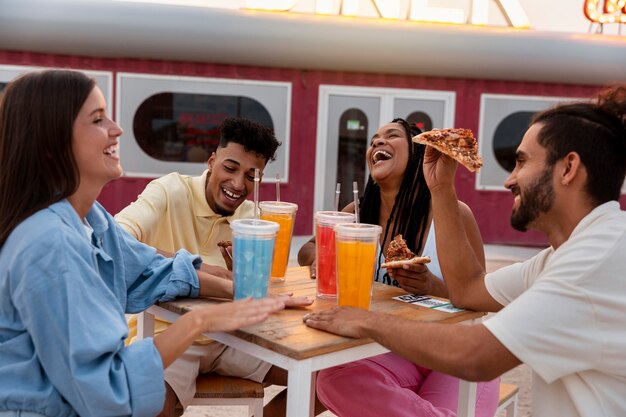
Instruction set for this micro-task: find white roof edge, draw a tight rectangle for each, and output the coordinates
[0,0,624,86]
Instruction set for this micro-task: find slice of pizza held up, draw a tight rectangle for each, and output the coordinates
[412,128,483,173]
[381,234,431,268]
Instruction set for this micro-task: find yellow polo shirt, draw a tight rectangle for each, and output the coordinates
[115,170,255,343]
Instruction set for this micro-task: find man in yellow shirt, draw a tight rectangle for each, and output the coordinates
[116,117,316,416]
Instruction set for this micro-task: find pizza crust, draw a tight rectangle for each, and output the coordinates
[412,128,483,172]
[381,256,431,268]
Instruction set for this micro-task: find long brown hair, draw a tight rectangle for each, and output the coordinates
[0,70,95,246]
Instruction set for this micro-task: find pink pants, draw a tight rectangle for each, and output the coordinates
[317,352,500,417]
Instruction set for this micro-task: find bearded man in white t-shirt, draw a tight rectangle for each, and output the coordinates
[304,85,626,417]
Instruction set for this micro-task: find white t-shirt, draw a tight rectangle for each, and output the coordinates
[483,201,626,417]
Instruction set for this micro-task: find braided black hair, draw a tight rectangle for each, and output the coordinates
[359,118,432,286]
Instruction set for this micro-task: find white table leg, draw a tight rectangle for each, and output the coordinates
[136,310,155,340]
[286,360,315,417]
[457,380,477,417]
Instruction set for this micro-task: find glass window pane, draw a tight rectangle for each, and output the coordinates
[336,108,368,208]
[133,92,274,163]
[493,111,533,172]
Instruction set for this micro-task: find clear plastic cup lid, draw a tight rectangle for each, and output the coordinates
[230,219,280,235]
[334,222,382,238]
[259,201,298,214]
[315,211,356,226]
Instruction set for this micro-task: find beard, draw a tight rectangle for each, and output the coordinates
[213,201,236,217]
[510,167,555,232]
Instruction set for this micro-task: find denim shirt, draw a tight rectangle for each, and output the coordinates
[0,200,201,417]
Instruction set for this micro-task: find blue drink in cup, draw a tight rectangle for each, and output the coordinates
[230,219,280,300]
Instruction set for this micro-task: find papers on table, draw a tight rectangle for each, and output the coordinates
[392,294,465,313]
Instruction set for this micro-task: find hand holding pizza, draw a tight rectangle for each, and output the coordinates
[413,128,483,191]
[387,263,448,298]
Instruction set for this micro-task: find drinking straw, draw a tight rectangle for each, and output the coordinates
[353,181,360,223]
[334,183,341,212]
[254,168,260,219]
[275,173,281,202]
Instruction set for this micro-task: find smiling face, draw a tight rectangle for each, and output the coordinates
[205,142,267,215]
[71,86,123,191]
[366,122,410,187]
[505,123,556,232]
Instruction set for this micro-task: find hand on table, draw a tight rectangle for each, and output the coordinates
[387,263,448,298]
[198,297,285,333]
[273,293,315,308]
[303,306,370,339]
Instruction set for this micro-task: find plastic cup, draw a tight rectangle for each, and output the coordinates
[334,223,382,310]
[230,219,279,300]
[314,211,356,299]
[259,201,298,282]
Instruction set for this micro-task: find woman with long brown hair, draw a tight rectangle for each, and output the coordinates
[0,69,284,416]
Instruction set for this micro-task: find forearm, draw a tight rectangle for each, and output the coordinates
[197,270,233,299]
[427,274,449,298]
[153,311,203,368]
[430,186,486,307]
[362,314,506,381]
[298,240,316,266]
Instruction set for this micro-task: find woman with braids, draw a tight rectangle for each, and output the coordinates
[0,69,285,417]
[298,118,499,417]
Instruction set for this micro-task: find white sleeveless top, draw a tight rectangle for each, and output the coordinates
[375,221,442,286]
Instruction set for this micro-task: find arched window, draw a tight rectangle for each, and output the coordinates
[336,108,368,208]
[406,111,433,133]
[493,111,533,172]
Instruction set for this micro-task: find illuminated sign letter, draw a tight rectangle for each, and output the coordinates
[409,0,465,24]
[470,0,530,28]
[316,0,404,18]
[245,0,298,11]
[584,0,626,24]
[244,0,532,28]
[370,0,405,19]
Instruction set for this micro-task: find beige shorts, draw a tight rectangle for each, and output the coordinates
[164,342,272,409]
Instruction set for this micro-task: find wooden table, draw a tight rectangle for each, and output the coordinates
[138,266,485,417]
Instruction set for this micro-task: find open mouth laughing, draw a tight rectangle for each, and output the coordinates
[372,149,392,165]
[103,144,119,157]
[222,187,243,203]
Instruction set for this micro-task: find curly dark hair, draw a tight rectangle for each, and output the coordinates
[532,85,626,204]
[359,118,431,286]
[219,117,281,164]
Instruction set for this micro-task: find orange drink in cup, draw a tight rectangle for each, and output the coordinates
[334,223,382,310]
[314,211,356,299]
[259,201,298,282]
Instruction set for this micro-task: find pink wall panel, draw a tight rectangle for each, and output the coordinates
[3,51,624,246]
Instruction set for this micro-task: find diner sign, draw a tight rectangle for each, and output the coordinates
[584,0,626,24]
[245,0,531,28]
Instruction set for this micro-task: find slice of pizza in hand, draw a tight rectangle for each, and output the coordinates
[381,234,431,268]
[412,128,483,172]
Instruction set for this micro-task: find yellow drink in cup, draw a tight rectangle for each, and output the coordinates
[334,223,382,310]
[259,201,298,282]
